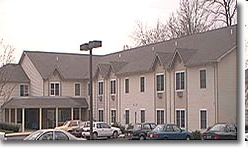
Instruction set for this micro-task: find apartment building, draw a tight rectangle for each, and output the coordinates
[0,25,237,132]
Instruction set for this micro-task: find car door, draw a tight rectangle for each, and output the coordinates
[172,125,184,139]
[101,123,112,137]
[164,125,176,139]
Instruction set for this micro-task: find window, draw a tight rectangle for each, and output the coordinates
[75,83,81,96]
[98,81,104,95]
[200,69,206,89]
[98,109,104,122]
[125,78,129,93]
[176,72,185,90]
[141,110,145,123]
[111,110,116,123]
[110,80,116,94]
[125,110,129,124]
[176,109,185,128]
[200,110,207,129]
[140,77,145,92]
[156,110,164,124]
[17,108,22,123]
[55,131,69,140]
[20,84,29,96]
[50,82,60,96]
[11,109,15,123]
[156,74,164,91]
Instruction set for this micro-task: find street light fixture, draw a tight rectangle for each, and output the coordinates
[80,40,102,140]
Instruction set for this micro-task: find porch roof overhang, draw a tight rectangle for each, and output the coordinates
[2,96,88,109]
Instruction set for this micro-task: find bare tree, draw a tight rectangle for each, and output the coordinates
[130,20,169,46]
[0,39,15,104]
[204,0,237,27]
[166,0,214,39]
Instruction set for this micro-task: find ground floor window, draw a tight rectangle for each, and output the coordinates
[58,108,71,125]
[200,109,207,129]
[5,109,9,122]
[73,108,79,120]
[17,108,22,123]
[125,110,130,124]
[42,108,56,129]
[98,109,104,122]
[176,109,185,128]
[11,108,15,123]
[141,110,145,123]
[110,109,116,123]
[156,109,164,124]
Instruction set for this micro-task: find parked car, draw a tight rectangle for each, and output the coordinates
[0,132,6,140]
[125,123,157,140]
[201,123,237,140]
[147,124,192,140]
[70,121,88,137]
[55,120,83,132]
[23,129,86,140]
[82,121,121,140]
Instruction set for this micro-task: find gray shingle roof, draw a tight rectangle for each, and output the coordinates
[21,25,236,79]
[0,64,29,83]
[2,96,88,108]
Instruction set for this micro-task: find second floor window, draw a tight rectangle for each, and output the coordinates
[50,82,60,96]
[20,84,29,96]
[75,83,81,96]
[140,77,145,92]
[176,71,185,90]
[98,81,104,95]
[200,69,206,89]
[125,78,129,94]
[110,80,116,94]
[156,74,164,91]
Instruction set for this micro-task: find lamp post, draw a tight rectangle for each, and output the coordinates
[80,40,102,140]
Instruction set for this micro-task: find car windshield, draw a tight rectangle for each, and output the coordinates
[133,124,142,130]
[24,130,44,140]
[152,125,164,132]
[209,124,226,132]
[63,121,70,126]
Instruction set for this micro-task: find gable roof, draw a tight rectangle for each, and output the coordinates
[19,25,236,79]
[0,64,29,83]
[22,51,102,80]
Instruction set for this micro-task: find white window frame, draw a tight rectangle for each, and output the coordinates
[124,78,129,94]
[110,109,117,124]
[110,79,116,95]
[175,71,185,91]
[199,69,207,89]
[156,73,165,92]
[199,109,208,129]
[98,108,104,122]
[98,80,104,96]
[176,108,186,129]
[19,84,29,97]
[156,108,165,124]
[50,82,60,96]
[74,82,81,96]
[140,76,145,93]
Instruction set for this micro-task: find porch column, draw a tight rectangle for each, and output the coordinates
[56,107,58,127]
[79,108,82,121]
[22,108,25,132]
[14,108,17,124]
[71,108,74,120]
[39,108,42,130]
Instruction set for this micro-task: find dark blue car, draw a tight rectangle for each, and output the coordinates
[147,124,192,140]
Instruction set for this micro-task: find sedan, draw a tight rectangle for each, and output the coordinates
[201,123,237,140]
[125,123,156,140]
[23,129,86,140]
[147,124,192,140]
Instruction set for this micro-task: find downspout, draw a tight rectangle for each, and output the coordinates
[214,62,219,123]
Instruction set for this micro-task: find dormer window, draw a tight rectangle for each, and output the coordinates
[20,84,29,96]
[50,82,60,96]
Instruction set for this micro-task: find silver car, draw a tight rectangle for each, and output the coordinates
[82,122,121,140]
[23,129,86,140]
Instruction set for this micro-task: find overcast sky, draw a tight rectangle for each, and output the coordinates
[0,0,179,62]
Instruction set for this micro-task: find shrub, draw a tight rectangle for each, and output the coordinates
[191,130,202,140]
[0,123,20,132]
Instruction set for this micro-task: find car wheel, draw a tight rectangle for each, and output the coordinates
[93,132,98,140]
[113,131,118,139]
[139,135,145,140]
[186,136,190,140]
